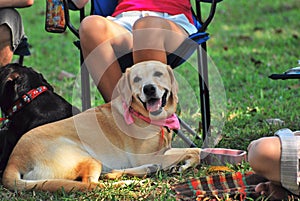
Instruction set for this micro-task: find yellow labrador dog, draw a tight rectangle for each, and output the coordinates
[2,61,201,192]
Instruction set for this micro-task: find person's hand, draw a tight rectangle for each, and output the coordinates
[255,181,289,200]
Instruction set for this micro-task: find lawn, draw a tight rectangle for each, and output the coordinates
[1,0,300,200]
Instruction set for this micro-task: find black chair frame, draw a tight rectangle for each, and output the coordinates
[14,37,31,65]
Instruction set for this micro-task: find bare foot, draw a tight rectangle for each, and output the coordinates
[255,181,288,200]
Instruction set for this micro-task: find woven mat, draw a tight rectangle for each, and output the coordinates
[172,171,266,200]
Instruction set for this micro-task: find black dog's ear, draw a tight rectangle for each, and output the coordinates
[0,76,19,110]
[4,71,20,96]
[3,79,15,96]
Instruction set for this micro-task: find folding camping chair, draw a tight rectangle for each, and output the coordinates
[60,0,222,146]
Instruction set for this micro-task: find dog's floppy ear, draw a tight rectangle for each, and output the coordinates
[5,72,20,95]
[114,68,132,106]
[166,65,178,103]
[0,72,20,109]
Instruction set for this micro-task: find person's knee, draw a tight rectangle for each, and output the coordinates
[0,8,24,52]
[79,15,108,38]
[248,137,281,174]
[0,24,11,43]
[248,139,263,168]
[0,24,13,67]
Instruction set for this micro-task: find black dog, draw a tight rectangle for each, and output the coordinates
[0,63,80,173]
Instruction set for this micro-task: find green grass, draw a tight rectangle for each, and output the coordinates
[1,0,300,200]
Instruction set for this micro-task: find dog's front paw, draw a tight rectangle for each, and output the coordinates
[179,149,201,172]
[105,170,125,180]
[178,159,196,173]
[105,164,162,179]
[144,164,161,174]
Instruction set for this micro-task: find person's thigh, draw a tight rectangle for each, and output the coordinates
[0,24,13,66]
[132,16,189,54]
[79,15,132,56]
[0,24,12,48]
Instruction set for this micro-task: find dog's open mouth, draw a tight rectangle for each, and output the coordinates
[139,90,168,116]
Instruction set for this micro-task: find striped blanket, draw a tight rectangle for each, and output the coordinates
[172,172,264,200]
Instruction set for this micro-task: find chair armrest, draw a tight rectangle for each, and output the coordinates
[67,0,80,10]
[195,0,223,32]
[62,0,82,38]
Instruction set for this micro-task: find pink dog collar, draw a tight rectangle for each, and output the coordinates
[123,101,180,130]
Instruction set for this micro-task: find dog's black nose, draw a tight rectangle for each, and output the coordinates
[143,84,156,97]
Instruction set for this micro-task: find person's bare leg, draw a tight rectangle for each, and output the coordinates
[79,16,132,102]
[248,137,281,181]
[0,24,13,67]
[248,137,289,199]
[132,16,189,65]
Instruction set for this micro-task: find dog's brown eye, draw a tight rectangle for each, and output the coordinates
[133,76,142,83]
[154,71,163,77]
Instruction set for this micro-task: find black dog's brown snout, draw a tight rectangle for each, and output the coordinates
[143,84,156,98]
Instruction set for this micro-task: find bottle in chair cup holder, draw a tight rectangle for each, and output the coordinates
[45,0,66,33]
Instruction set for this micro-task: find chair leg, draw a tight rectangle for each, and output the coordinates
[80,56,91,111]
[174,129,197,148]
[178,117,202,140]
[18,55,24,66]
[176,117,202,148]
[78,6,92,111]
[198,43,211,141]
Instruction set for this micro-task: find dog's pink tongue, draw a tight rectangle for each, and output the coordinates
[147,99,162,112]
